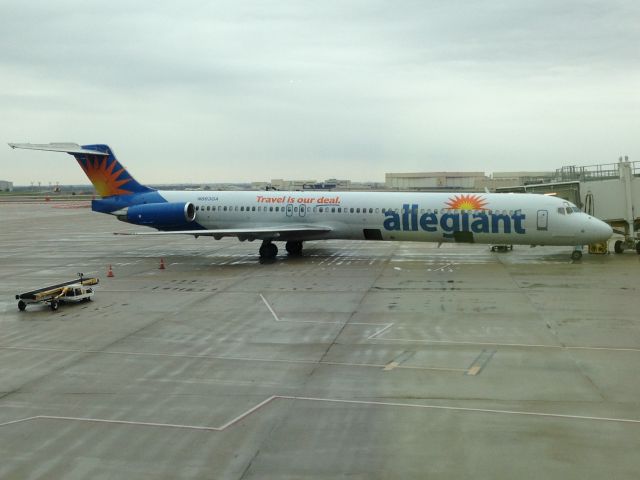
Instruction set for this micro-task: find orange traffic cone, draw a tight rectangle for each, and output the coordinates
[107,265,114,277]
[159,258,166,270]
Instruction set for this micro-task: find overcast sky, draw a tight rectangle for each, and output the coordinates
[1,0,638,185]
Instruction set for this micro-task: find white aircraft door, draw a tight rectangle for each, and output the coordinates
[299,204,306,217]
[537,210,548,231]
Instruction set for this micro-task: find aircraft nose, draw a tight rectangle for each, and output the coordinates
[598,220,613,239]
[586,217,613,242]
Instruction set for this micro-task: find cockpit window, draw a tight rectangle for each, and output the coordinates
[557,208,565,215]
[566,207,572,214]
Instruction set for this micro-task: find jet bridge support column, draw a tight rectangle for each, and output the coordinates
[613,157,639,254]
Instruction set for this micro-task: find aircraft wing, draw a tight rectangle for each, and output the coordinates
[114,225,333,241]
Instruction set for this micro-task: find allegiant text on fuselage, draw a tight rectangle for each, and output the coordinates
[383,204,526,235]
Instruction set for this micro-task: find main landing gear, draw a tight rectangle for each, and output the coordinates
[490,245,513,252]
[285,241,303,256]
[259,241,278,259]
[258,241,304,259]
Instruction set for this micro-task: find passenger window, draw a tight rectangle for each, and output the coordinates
[356,208,360,213]
[337,208,342,213]
[275,207,279,212]
[269,207,273,212]
[223,206,227,211]
[252,206,256,211]
[195,206,200,211]
[350,208,354,213]
[241,206,244,211]
[375,208,380,213]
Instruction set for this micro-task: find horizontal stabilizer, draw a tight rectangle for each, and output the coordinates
[9,143,109,156]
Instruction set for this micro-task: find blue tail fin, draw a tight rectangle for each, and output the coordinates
[8,142,153,198]
[74,144,153,197]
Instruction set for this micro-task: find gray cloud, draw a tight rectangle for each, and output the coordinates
[1,0,638,184]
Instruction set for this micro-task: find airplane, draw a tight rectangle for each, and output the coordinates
[9,143,613,261]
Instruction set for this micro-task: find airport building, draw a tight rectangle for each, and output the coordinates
[0,180,13,192]
[250,171,558,193]
[385,171,555,192]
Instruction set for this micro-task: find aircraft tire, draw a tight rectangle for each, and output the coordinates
[614,240,624,254]
[259,242,278,259]
[285,241,303,256]
[18,300,26,311]
[571,250,582,261]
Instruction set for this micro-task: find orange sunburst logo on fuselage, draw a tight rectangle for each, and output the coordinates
[445,194,488,211]
[79,155,132,197]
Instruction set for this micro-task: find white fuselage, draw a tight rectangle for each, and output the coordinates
[158,190,612,246]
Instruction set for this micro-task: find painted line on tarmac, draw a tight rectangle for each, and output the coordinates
[0,345,464,373]
[465,349,497,376]
[383,351,415,371]
[1,394,639,433]
[371,337,640,353]
[257,301,639,354]
[260,293,395,333]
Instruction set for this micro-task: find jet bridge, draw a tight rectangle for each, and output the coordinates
[497,157,640,255]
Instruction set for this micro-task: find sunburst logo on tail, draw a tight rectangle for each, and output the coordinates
[79,155,132,197]
[445,194,488,210]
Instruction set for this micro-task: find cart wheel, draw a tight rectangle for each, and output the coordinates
[636,242,640,255]
[18,300,26,311]
[50,300,59,311]
[571,250,582,261]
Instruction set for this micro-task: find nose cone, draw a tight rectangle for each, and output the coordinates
[598,220,613,240]
[584,217,613,243]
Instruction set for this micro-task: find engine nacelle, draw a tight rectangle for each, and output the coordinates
[124,202,196,229]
